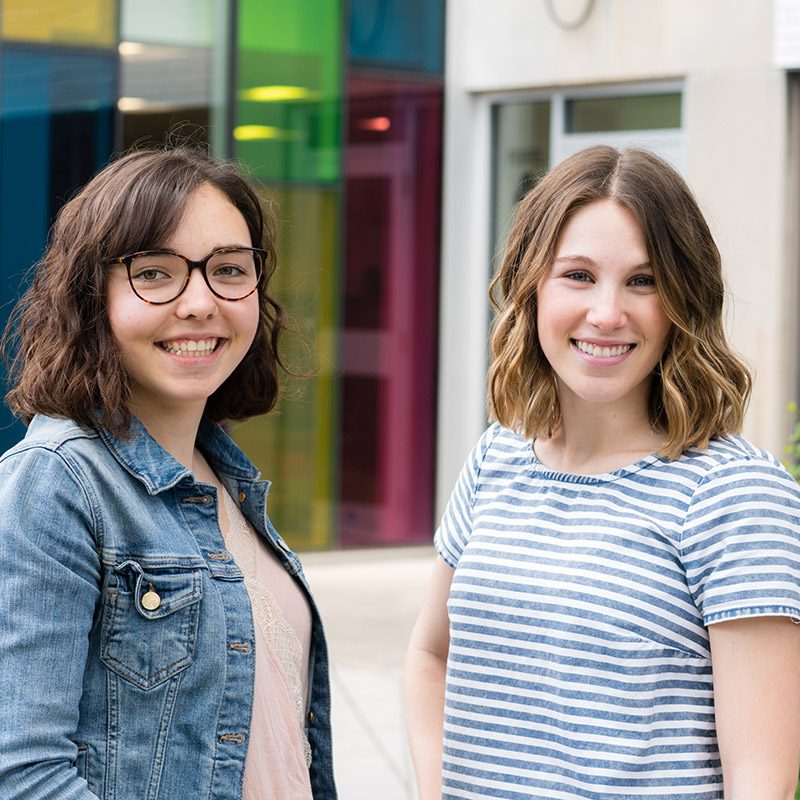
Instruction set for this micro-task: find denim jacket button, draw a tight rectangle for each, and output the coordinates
[238,491,246,503]
[141,588,161,611]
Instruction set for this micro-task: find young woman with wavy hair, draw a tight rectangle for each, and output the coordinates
[405,145,800,800]
[0,147,337,800]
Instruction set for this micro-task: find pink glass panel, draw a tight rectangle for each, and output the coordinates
[338,75,443,547]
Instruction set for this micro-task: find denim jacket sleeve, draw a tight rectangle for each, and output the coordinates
[0,445,102,799]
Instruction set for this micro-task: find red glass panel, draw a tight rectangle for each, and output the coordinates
[339,75,443,547]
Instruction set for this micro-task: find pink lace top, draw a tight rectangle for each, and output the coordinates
[220,489,314,800]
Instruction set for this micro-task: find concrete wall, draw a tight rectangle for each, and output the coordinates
[437,0,798,512]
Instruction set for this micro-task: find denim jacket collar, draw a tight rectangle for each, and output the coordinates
[98,415,262,496]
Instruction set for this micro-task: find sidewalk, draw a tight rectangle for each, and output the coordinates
[301,545,438,800]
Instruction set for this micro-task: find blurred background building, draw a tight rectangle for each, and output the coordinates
[2,0,800,561]
[0,0,444,552]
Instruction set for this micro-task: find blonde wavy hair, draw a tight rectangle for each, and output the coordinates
[488,145,751,460]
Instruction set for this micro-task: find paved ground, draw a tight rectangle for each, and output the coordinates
[301,545,438,800]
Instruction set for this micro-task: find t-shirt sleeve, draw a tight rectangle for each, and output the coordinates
[681,453,800,625]
[434,424,499,568]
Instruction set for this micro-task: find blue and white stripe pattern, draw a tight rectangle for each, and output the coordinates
[435,424,800,799]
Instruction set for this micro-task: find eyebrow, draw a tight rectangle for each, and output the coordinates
[151,244,251,255]
[553,255,653,270]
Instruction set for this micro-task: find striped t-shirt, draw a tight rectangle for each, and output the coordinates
[435,423,800,800]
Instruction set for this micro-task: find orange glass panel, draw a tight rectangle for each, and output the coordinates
[231,187,339,551]
[2,0,116,47]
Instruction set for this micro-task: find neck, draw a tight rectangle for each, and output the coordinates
[129,400,205,471]
[537,386,664,475]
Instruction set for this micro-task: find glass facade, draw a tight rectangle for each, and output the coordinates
[236,0,341,184]
[339,76,441,546]
[0,0,117,441]
[0,0,444,551]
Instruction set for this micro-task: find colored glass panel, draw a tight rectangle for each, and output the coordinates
[231,187,339,551]
[349,0,444,73]
[118,0,230,155]
[0,47,115,452]
[339,76,442,547]
[121,0,216,47]
[1,0,116,47]
[235,0,341,183]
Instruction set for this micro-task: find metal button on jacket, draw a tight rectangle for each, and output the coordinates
[141,587,161,611]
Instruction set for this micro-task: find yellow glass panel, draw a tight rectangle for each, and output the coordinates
[231,187,339,551]
[2,0,116,47]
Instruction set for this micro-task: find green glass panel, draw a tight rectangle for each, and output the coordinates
[233,0,342,182]
[231,187,340,551]
[565,93,682,133]
[234,0,341,183]
[2,0,116,47]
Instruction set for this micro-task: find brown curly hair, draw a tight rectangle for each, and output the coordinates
[488,145,751,459]
[3,146,285,435]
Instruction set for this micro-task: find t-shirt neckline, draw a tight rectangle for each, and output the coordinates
[528,438,663,483]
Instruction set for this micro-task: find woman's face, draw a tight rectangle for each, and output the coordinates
[106,182,260,423]
[536,198,672,416]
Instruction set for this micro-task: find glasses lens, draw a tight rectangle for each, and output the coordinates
[128,253,188,303]
[206,249,262,299]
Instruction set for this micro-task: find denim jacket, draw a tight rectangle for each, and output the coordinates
[0,414,337,800]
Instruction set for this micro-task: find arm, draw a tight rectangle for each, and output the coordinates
[709,616,800,800]
[0,448,101,799]
[404,557,454,800]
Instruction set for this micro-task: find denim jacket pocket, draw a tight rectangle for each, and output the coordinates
[101,560,203,690]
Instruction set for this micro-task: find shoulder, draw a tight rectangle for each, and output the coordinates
[459,422,533,486]
[678,435,796,487]
[679,436,800,512]
[0,415,110,508]
[1,414,100,468]
[478,422,531,462]
[0,416,101,535]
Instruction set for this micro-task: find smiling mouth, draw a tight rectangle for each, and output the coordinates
[573,339,634,358]
[158,338,221,357]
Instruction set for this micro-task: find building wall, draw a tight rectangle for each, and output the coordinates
[438,0,797,511]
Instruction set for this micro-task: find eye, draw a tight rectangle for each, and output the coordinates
[565,270,593,283]
[212,263,247,279]
[628,274,656,288]
[132,267,170,283]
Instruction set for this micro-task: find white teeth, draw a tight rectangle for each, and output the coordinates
[160,338,219,356]
[574,340,632,358]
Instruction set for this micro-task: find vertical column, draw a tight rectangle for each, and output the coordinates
[230,0,342,551]
[339,0,445,546]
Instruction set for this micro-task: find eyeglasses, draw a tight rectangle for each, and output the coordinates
[108,246,267,304]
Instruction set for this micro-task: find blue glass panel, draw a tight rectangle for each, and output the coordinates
[348,0,444,74]
[0,48,115,450]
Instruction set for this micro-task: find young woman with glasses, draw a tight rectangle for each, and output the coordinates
[0,147,336,800]
[405,146,800,800]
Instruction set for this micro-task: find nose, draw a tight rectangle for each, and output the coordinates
[585,285,627,331]
[174,268,218,319]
